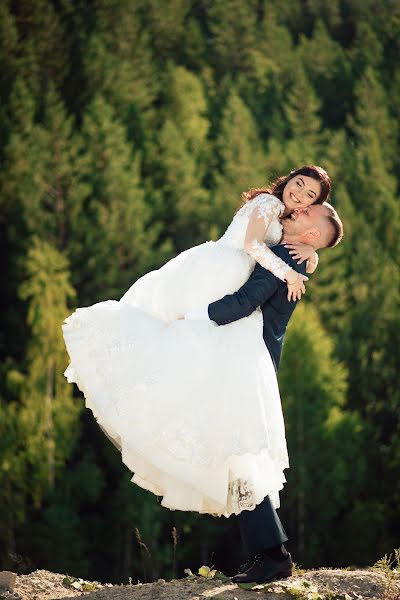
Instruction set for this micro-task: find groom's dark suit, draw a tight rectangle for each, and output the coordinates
[207,244,307,557]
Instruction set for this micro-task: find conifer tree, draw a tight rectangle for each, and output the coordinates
[79,94,156,300]
[263,63,323,172]
[213,92,267,233]
[350,67,398,176]
[180,17,207,70]
[306,182,354,337]
[165,65,209,161]
[18,238,80,508]
[152,65,211,249]
[298,19,352,127]
[349,68,398,253]
[157,118,210,250]
[235,3,294,141]
[2,80,89,253]
[0,393,27,567]
[0,2,18,120]
[140,0,190,58]
[302,0,341,29]
[83,1,158,120]
[350,21,383,76]
[207,0,258,76]
[6,0,69,97]
[279,302,365,565]
[284,63,322,143]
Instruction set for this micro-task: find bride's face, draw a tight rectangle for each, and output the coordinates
[282,175,321,212]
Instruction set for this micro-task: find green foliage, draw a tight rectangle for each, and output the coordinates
[0,0,399,583]
[280,303,366,565]
[154,64,211,248]
[213,91,266,232]
[77,93,155,299]
[207,0,258,75]
[83,1,159,116]
[18,238,80,507]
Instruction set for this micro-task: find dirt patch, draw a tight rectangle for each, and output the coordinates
[3,567,399,600]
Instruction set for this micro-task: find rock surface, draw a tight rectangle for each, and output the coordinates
[0,572,17,592]
[3,567,399,600]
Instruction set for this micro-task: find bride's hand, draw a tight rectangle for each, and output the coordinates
[284,242,315,264]
[285,270,308,301]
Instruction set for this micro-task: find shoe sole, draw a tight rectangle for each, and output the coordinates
[232,571,292,585]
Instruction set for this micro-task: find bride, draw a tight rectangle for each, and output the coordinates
[62,165,331,517]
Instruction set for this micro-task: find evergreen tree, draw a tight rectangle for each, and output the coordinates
[140,0,191,58]
[302,0,341,30]
[213,92,266,234]
[83,0,158,120]
[279,302,366,565]
[6,0,70,98]
[349,67,399,253]
[78,94,157,300]
[0,2,18,140]
[298,19,352,127]
[153,65,211,249]
[0,392,27,568]
[236,3,295,142]
[306,182,355,338]
[350,20,383,76]
[284,63,322,143]
[350,67,398,176]
[262,61,325,174]
[2,80,89,253]
[207,0,258,76]
[18,238,80,507]
[179,17,207,71]
[165,65,209,160]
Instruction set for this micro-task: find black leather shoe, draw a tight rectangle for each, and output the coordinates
[236,558,252,574]
[231,552,292,584]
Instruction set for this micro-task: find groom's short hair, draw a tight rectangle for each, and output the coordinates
[322,202,343,248]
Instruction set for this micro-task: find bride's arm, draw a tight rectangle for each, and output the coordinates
[244,195,308,301]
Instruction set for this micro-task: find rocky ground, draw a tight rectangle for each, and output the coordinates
[0,566,399,600]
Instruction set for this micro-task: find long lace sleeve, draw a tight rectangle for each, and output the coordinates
[243,194,295,282]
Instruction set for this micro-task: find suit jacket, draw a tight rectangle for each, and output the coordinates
[208,244,307,372]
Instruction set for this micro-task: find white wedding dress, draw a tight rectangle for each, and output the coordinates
[63,194,294,517]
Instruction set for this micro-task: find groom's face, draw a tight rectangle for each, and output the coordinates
[282,204,330,240]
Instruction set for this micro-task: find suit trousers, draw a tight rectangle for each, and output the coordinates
[237,495,288,558]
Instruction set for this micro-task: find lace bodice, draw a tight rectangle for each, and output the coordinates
[218,193,292,281]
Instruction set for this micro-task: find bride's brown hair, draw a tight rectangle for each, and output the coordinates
[241,165,332,205]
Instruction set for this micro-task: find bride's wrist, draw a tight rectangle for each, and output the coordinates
[285,269,298,285]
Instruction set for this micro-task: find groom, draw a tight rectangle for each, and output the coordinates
[186,202,343,583]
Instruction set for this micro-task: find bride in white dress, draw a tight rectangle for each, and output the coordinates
[62,165,331,517]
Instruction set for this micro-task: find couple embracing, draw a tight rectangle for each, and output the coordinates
[62,165,343,584]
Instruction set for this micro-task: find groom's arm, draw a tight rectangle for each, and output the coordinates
[207,263,279,325]
[185,245,305,325]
